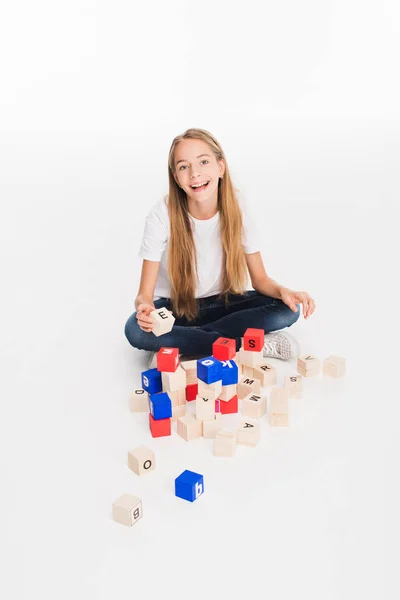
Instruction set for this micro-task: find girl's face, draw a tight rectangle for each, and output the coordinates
[173,139,225,201]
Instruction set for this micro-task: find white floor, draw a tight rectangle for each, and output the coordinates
[1,145,397,599]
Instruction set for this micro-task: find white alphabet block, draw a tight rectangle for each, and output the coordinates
[269,387,289,427]
[171,404,186,421]
[129,388,149,412]
[202,414,222,438]
[284,374,303,398]
[242,392,267,419]
[112,494,142,527]
[237,376,261,399]
[214,430,237,457]
[253,362,277,387]
[168,388,186,407]
[198,379,222,398]
[219,383,237,401]
[162,365,187,392]
[195,394,216,421]
[239,348,264,368]
[237,419,260,446]
[150,307,175,337]
[128,445,155,476]
[177,413,203,441]
[297,354,320,377]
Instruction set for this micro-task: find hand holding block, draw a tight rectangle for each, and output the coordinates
[150,307,175,337]
[112,494,142,527]
[128,445,155,475]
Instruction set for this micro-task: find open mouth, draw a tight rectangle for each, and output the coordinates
[191,181,209,192]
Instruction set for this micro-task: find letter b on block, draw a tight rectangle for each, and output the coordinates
[175,470,204,502]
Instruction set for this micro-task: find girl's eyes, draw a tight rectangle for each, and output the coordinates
[179,160,208,170]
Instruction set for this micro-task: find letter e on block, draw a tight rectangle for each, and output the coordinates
[150,307,175,337]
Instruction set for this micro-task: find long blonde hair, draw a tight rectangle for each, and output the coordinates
[166,128,249,321]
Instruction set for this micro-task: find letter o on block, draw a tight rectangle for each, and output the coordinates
[128,445,156,476]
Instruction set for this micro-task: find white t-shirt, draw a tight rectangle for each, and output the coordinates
[137,191,261,300]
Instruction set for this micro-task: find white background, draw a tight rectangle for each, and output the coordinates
[0,1,398,598]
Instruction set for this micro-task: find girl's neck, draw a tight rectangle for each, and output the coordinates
[187,198,218,221]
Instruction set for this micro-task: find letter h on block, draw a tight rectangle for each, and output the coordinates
[175,470,204,502]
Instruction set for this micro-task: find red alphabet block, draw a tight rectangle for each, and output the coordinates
[186,383,198,402]
[149,413,171,437]
[243,328,264,352]
[156,347,180,372]
[219,394,238,414]
[212,337,237,361]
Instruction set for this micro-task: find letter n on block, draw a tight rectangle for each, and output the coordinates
[175,470,204,502]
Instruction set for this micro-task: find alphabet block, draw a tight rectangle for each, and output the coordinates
[175,470,204,502]
[253,362,277,387]
[297,354,320,377]
[128,445,155,475]
[237,376,261,399]
[203,414,222,438]
[242,392,267,419]
[219,394,238,414]
[149,391,172,420]
[168,388,186,407]
[129,388,149,412]
[284,374,303,398]
[214,430,237,457]
[212,337,237,361]
[237,419,260,446]
[198,379,222,398]
[269,387,289,427]
[323,355,346,378]
[161,365,187,392]
[197,356,223,384]
[185,383,198,401]
[156,347,180,372]
[195,394,216,421]
[149,413,171,437]
[242,365,254,377]
[141,368,162,395]
[243,327,264,352]
[150,307,175,337]
[180,359,198,385]
[220,359,239,385]
[112,494,142,527]
[171,405,186,422]
[177,413,203,441]
[239,348,264,368]
[219,383,237,401]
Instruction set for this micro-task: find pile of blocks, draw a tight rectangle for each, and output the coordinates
[113,311,346,526]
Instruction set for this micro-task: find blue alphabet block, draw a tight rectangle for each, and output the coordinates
[175,470,204,502]
[141,368,162,395]
[197,356,223,384]
[149,392,172,420]
[220,359,239,385]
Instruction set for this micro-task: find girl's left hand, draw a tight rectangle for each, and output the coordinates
[279,287,316,319]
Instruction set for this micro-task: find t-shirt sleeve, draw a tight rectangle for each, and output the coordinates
[138,203,168,262]
[239,195,261,254]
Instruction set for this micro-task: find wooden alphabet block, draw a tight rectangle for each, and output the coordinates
[202,413,222,438]
[171,405,186,422]
[239,348,264,368]
[237,376,261,399]
[180,359,198,385]
[323,355,346,378]
[284,374,303,398]
[253,362,277,387]
[195,394,216,421]
[156,347,179,372]
[198,379,222,398]
[162,365,187,392]
[219,394,238,414]
[219,383,237,401]
[214,430,237,456]
[150,307,175,336]
[185,383,198,401]
[129,388,149,412]
[269,387,289,427]
[212,337,236,361]
[197,356,223,384]
[149,413,171,437]
[168,388,186,407]
[297,354,320,377]
[242,365,254,377]
[243,328,264,352]
[237,419,260,446]
[177,413,203,441]
[242,392,267,419]
[112,494,142,527]
[128,445,155,475]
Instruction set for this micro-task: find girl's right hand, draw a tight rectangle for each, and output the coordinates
[136,303,156,332]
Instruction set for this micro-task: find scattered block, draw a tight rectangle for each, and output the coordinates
[203,414,222,438]
[177,413,203,441]
[175,470,204,502]
[161,365,187,392]
[323,355,346,378]
[180,359,198,385]
[112,494,142,527]
[220,359,239,385]
[220,394,238,414]
[237,376,261,399]
[269,387,289,427]
[156,347,179,372]
[185,382,198,401]
[168,387,186,407]
[284,374,303,398]
[242,392,267,419]
[237,419,260,446]
[219,383,237,401]
[171,404,186,421]
[196,394,216,421]
[149,413,171,437]
[242,365,254,377]
[129,388,149,412]
[214,430,237,457]
[197,356,223,384]
[297,354,320,377]
[239,348,264,368]
[150,307,175,337]
[141,368,162,395]
[198,378,222,398]
[253,362,277,387]
[128,445,155,475]
[212,337,236,361]
[149,391,172,420]
[243,327,264,352]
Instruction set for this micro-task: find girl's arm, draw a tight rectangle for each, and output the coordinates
[245,252,283,299]
[135,259,161,310]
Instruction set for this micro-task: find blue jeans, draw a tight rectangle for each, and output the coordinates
[124,290,301,356]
